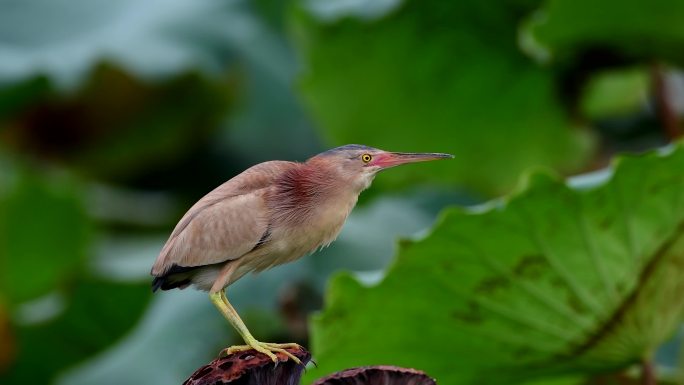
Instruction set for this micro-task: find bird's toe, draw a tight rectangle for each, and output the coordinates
[252,344,279,363]
[263,342,302,350]
[218,341,303,365]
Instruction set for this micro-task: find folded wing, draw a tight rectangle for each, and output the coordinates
[151,160,295,276]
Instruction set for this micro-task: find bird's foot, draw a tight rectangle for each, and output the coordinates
[220,340,304,365]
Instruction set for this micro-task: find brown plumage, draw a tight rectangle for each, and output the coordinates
[150,144,452,363]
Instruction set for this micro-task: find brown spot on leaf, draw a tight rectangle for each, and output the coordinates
[452,301,484,324]
[599,217,613,230]
[513,346,534,360]
[648,183,665,195]
[550,277,566,289]
[566,293,588,315]
[513,255,547,280]
[475,275,510,296]
[441,260,454,272]
[398,238,414,250]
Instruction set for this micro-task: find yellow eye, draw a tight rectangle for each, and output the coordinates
[361,154,372,163]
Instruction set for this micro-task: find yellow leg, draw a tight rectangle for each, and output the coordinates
[209,291,303,365]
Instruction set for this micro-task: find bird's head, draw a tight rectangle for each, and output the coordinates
[309,144,453,193]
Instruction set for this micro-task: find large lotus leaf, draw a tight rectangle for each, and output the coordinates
[526,0,684,64]
[290,0,594,195]
[0,169,92,305]
[0,279,151,384]
[305,143,684,384]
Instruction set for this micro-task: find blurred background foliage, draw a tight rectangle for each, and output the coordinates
[0,0,682,384]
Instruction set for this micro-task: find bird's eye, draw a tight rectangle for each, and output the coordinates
[361,154,372,163]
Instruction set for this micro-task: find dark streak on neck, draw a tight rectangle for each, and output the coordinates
[270,162,336,224]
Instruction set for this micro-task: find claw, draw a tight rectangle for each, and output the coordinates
[220,341,303,365]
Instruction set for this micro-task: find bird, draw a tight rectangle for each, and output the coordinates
[150,144,453,364]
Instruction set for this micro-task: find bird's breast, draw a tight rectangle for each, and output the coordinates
[250,193,358,271]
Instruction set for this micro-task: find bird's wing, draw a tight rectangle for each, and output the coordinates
[151,161,295,275]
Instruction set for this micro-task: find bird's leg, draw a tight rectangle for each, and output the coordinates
[209,291,303,364]
[208,262,303,365]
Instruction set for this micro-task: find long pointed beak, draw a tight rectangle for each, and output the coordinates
[372,151,454,169]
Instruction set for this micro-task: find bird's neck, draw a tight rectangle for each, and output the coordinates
[269,162,360,225]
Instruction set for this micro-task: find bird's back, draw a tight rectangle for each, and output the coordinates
[151,160,296,279]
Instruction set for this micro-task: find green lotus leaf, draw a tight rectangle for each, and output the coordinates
[0,169,92,305]
[306,143,684,384]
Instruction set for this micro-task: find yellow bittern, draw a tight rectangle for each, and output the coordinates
[151,144,452,364]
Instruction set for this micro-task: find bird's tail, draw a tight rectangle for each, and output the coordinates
[151,264,195,292]
[151,276,165,292]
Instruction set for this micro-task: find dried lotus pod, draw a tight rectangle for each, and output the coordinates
[183,347,310,385]
[312,365,437,385]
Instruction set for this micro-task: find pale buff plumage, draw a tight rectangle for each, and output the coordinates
[152,154,367,292]
[149,144,452,364]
